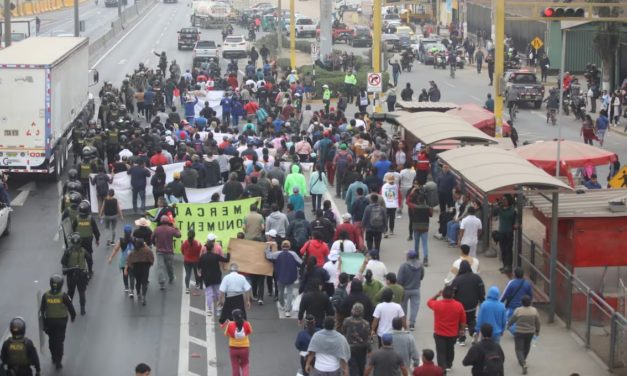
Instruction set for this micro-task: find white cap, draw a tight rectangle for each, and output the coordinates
[207,233,217,241]
[265,229,278,237]
[341,213,352,221]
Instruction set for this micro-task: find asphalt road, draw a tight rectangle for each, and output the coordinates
[38,0,136,41]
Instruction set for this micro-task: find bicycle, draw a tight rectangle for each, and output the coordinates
[546,108,557,126]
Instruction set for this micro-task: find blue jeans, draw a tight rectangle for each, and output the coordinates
[402,289,421,326]
[413,230,429,259]
[447,221,460,245]
[132,188,146,212]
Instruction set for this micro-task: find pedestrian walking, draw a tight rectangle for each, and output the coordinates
[305,317,351,376]
[427,286,466,373]
[127,159,151,214]
[462,323,505,376]
[299,279,335,328]
[61,232,91,316]
[475,49,484,73]
[407,191,432,265]
[397,250,424,331]
[381,173,400,237]
[181,230,202,292]
[99,189,123,246]
[125,237,154,306]
[486,53,495,86]
[72,200,100,278]
[389,317,420,371]
[371,288,405,345]
[458,206,482,257]
[40,274,76,370]
[475,286,507,343]
[341,302,371,376]
[0,317,41,376]
[265,240,302,317]
[362,194,387,250]
[107,225,136,297]
[501,267,534,332]
[451,260,485,346]
[364,332,409,376]
[151,215,181,290]
[199,237,230,316]
[412,349,443,376]
[309,164,330,212]
[219,264,253,324]
[595,109,610,147]
[295,315,319,376]
[224,309,253,376]
[494,195,516,273]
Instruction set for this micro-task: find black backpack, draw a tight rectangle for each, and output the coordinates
[481,346,504,376]
[94,174,109,197]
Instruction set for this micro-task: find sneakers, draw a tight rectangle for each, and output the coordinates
[457,339,466,346]
[80,307,86,316]
[434,234,444,240]
[407,236,413,241]
[159,285,166,291]
[424,257,429,267]
[384,232,389,238]
[207,310,213,316]
[141,296,147,306]
[285,311,291,317]
[257,299,264,305]
[185,288,190,294]
[129,292,134,298]
[522,365,528,375]
[409,325,415,331]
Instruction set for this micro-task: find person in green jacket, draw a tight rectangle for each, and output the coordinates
[284,164,307,198]
[322,84,332,114]
[343,71,357,104]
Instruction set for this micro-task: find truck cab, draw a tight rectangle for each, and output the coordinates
[178,27,200,50]
[503,70,545,108]
[0,17,38,48]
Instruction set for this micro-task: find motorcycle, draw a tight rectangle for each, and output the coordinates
[434,54,446,69]
[504,56,521,70]
[546,107,557,126]
[248,28,256,42]
[571,94,587,120]
[401,55,413,72]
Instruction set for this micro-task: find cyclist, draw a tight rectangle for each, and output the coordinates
[447,50,457,78]
[544,88,560,125]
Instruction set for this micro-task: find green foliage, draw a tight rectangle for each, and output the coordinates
[297,65,389,98]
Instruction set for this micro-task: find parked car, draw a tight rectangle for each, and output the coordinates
[294,17,316,38]
[348,26,372,47]
[193,40,220,64]
[178,27,200,50]
[222,35,249,59]
[382,33,400,52]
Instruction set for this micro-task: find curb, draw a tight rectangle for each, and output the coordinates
[609,126,627,137]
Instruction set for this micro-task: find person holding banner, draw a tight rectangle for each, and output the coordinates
[219,264,253,324]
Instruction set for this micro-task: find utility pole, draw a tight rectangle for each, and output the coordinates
[289,0,295,69]
[372,0,381,112]
[117,0,121,18]
[74,0,80,36]
[493,0,504,136]
[3,0,11,48]
[277,0,282,55]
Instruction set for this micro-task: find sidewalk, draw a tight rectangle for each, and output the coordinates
[330,198,611,375]
[10,0,89,17]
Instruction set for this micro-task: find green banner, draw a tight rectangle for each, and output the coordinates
[341,252,366,275]
[149,197,261,253]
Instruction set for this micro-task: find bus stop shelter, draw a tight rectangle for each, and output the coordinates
[437,146,573,321]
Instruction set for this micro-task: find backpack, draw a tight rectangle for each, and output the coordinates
[95,174,109,197]
[369,205,386,229]
[193,140,204,154]
[481,346,504,376]
[336,152,350,171]
[311,219,327,234]
[323,209,336,226]
[331,285,348,310]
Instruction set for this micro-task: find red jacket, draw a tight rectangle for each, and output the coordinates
[427,297,466,337]
[181,239,202,263]
[333,222,363,248]
[300,239,329,267]
[413,361,444,376]
[243,101,259,116]
[150,152,168,167]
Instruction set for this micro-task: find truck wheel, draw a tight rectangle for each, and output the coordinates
[534,101,542,109]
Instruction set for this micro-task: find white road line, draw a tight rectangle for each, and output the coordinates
[155,39,161,45]
[470,95,482,103]
[206,302,218,376]
[90,2,159,68]
[444,81,456,88]
[189,306,205,316]
[118,58,127,65]
[178,264,191,376]
[531,111,546,120]
[189,336,207,347]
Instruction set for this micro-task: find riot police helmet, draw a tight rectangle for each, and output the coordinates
[69,191,83,206]
[87,129,96,138]
[50,274,64,293]
[9,317,26,338]
[82,146,93,159]
[67,168,79,181]
[88,119,97,127]
[67,182,83,196]
[69,231,82,245]
[122,78,130,85]
[78,200,91,215]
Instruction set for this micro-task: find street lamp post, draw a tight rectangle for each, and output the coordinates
[372,0,381,112]
[493,0,504,136]
[3,0,12,47]
[74,0,80,36]
[289,0,295,69]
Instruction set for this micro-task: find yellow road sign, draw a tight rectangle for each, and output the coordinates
[609,166,627,188]
[530,37,544,50]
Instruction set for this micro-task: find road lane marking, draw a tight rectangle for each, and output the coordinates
[118,58,127,64]
[90,1,159,68]
[531,111,547,120]
[444,82,456,88]
[155,39,161,45]
[470,95,482,103]
[178,264,191,376]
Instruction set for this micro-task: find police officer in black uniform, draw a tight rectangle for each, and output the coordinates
[72,201,100,277]
[78,147,95,195]
[62,232,91,316]
[0,317,41,376]
[39,275,76,370]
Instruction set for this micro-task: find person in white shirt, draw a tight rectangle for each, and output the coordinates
[444,244,480,285]
[323,252,341,287]
[218,263,253,324]
[458,206,482,257]
[381,173,400,237]
[371,288,406,343]
[330,232,358,256]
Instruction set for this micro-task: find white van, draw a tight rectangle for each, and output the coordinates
[334,0,361,11]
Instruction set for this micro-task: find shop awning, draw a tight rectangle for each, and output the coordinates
[528,190,627,218]
[438,146,573,194]
[512,140,617,169]
[393,111,498,145]
[395,100,458,112]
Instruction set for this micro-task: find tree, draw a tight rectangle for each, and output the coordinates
[591,0,621,90]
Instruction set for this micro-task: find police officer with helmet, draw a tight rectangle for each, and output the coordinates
[61,232,92,316]
[72,200,100,277]
[39,274,76,370]
[79,146,96,195]
[0,317,41,376]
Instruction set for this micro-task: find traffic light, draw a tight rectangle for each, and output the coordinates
[542,7,585,18]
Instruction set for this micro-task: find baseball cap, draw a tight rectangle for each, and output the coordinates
[407,250,418,258]
[368,249,380,260]
[207,233,217,241]
[265,229,278,238]
[381,333,393,345]
[340,143,348,150]
[341,213,352,221]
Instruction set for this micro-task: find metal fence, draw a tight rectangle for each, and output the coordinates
[519,234,627,373]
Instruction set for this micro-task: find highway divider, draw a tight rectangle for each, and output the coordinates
[88,0,157,55]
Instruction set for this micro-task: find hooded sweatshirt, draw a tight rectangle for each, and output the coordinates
[451,260,485,311]
[284,164,308,196]
[338,280,374,322]
[396,259,425,290]
[265,210,290,237]
[475,286,507,336]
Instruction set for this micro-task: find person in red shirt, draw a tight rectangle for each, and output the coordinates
[149,147,168,167]
[243,100,259,116]
[181,229,202,292]
[427,286,466,372]
[300,231,329,267]
[227,73,239,91]
[333,213,363,249]
[413,349,444,376]
[415,148,430,185]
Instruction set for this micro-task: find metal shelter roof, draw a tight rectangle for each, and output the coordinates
[0,37,88,66]
[393,111,498,145]
[528,189,627,218]
[438,146,573,194]
[395,100,459,112]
